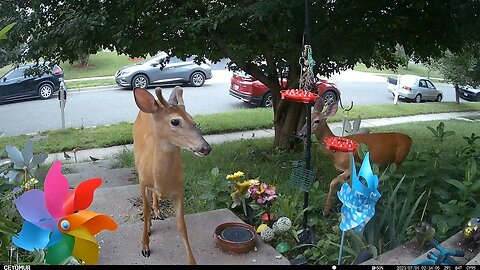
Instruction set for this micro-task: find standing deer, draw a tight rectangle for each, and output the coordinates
[298,98,412,214]
[132,86,212,264]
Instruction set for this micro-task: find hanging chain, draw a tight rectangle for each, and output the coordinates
[298,45,316,93]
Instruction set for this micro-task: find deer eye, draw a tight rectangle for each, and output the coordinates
[314,119,321,124]
[170,119,180,126]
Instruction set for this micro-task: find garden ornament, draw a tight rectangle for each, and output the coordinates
[337,151,381,264]
[463,217,480,240]
[12,160,118,265]
[272,217,292,234]
[260,226,275,242]
[412,239,465,265]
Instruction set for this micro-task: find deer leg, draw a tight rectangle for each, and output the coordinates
[141,185,152,257]
[323,170,351,214]
[151,192,163,220]
[172,193,196,265]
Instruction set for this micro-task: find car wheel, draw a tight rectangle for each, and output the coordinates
[414,94,422,103]
[38,83,54,99]
[132,74,149,89]
[190,71,205,87]
[262,92,272,107]
[435,94,443,102]
[323,90,338,106]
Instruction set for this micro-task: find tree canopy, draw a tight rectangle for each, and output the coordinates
[437,43,480,88]
[1,0,479,147]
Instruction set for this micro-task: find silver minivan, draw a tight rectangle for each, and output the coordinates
[387,75,443,103]
[115,52,213,89]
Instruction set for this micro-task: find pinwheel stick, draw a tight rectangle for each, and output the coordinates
[338,151,354,265]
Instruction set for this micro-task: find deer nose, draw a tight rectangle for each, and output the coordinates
[296,131,306,139]
[199,144,212,156]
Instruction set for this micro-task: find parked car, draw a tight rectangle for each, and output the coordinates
[0,63,65,103]
[458,85,480,102]
[229,71,340,107]
[387,75,443,103]
[115,52,213,89]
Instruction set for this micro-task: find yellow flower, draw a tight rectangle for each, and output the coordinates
[247,179,260,186]
[233,181,252,193]
[226,171,245,180]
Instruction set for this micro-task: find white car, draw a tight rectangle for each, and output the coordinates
[387,75,443,103]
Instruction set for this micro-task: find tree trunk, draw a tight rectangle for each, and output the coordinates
[78,53,90,67]
[273,98,307,149]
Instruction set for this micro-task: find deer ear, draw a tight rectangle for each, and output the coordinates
[168,86,185,110]
[154,87,170,108]
[133,87,158,113]
[324,102,338,117]
[313,97,324,112]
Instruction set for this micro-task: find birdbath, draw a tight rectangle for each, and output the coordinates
[214,222,256,254]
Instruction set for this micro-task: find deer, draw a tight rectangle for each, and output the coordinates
[298,98,412,214]
[132,86,212,265]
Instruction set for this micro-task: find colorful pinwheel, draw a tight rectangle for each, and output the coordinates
[338,151,381,233]
[337,151,381,264]
[12,160,118,265]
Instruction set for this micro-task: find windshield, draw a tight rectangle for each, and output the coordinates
[143,53,168,65]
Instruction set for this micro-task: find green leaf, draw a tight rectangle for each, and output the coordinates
[210,167,219,176]
[0,22,16,40]
[445,179,465,191]
[443,131,455,138]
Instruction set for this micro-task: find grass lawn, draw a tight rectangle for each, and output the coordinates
[0,102,479,155]
[354,62,444,79]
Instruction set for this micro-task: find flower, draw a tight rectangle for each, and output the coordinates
[226,171,245,180]
[248,182,277,205]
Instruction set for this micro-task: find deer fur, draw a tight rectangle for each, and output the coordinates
[298,99,412,214]
[132,86,211,264]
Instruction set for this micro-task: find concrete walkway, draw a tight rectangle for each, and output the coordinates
[47,110,480,164]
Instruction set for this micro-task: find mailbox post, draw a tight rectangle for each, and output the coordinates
[58,80,67,130]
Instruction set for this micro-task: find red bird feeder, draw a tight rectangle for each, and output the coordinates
[280,89,319,104]
[324,136,359,153]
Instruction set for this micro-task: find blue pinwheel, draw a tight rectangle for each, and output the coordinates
[337,151,381,264]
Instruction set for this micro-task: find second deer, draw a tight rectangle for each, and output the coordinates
[132,86,212,264]
[298,99,412,214]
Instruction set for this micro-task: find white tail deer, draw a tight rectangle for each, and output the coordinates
[132,86,212,264]
[298,99,412,214]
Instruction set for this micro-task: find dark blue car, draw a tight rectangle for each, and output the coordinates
[0,64,65,103]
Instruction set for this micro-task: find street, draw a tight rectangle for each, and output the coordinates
[0,70,460,136]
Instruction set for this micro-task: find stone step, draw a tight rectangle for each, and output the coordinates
[89,184,142,226]
[62,160,137,189]
[467,252,480,265]
[362,230,479,265]
[408,231,478,265]
[95,208,290,265]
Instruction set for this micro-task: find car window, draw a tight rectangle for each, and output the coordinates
[400,76,417,86]
[425,80,435,88]
[144,53,168,65]
[419,80,427,88]
[4,68,25,80]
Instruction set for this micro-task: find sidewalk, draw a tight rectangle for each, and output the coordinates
[46,110,480,164]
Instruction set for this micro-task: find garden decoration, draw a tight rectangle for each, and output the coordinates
[463,217,480,241]
[412,239,465,265]
[336,151,380,265]
[336,99,370,137]
[11,160,118,265]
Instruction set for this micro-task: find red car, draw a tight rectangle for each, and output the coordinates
[229,71,340,107]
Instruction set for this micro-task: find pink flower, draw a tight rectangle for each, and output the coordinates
[248,185,258,196]
[257,196,266,204]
